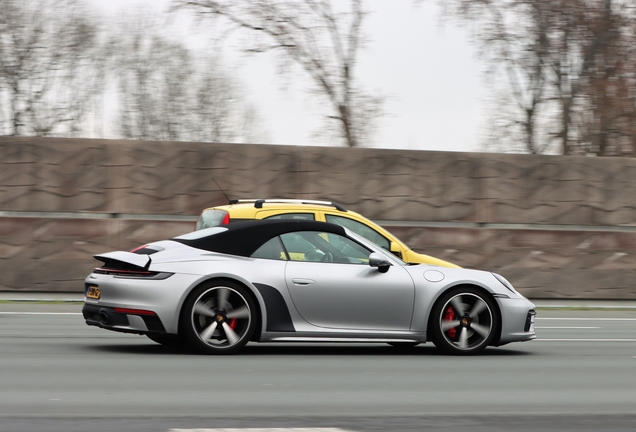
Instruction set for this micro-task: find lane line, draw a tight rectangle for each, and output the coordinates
[537,317,636,321]
[535,326,600,329]
[0,312,82,315]
[168,429,353,432]
[536,338,636,342]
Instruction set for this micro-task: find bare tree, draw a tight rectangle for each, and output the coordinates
[442,0,636,156]
[175,0,384,147]
[580,1,636,156]
[0,0,105,137]
[110,12,270,144]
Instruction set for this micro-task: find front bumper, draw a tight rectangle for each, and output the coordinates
[496,297,537,346]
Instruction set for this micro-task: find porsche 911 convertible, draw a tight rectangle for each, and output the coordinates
[83,219,536,355]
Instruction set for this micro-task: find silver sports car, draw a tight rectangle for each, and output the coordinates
[83,219,536,355]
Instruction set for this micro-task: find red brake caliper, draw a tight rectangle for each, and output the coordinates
[229,318,238,330]
[444,306,456,339]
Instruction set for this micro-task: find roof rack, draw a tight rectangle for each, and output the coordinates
[228,199,347,212]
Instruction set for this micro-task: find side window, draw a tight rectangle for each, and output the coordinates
[195,210,228,230]
[264,213,315,221]
[280,231,371,264]
[277,232,315,261]
[251,237,288,261]
[325,214,390,250]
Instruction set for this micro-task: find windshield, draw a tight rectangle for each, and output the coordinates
[341,227,406,266]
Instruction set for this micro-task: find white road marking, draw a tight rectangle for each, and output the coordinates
[536,339,636,342]
[169,429,354,432]
[537,318,636,321]
[535,326,600,329]
[0,312,82,315]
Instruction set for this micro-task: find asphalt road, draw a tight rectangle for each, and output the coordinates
[1,303,635,432]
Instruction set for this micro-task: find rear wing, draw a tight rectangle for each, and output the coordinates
[94,251,151,271]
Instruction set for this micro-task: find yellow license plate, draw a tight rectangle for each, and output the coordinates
[86,286,100,299]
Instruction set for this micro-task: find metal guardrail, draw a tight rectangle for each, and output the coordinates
[0,211,198,221]
[3,210,636,232]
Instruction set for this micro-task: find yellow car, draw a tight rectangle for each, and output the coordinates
[196,199,459,268]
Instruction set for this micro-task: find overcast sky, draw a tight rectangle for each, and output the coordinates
[91,0,486,152]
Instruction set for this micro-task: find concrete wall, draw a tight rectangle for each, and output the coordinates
[2,136,636,298]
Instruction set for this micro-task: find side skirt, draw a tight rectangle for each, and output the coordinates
[260,331,427,343]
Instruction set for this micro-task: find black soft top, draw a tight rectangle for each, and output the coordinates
[173,219,347,257]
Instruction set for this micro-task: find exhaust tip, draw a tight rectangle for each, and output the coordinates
[98,310,110,325]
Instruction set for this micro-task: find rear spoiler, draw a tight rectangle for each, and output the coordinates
[94,251,151,271]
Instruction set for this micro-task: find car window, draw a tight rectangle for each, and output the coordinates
[250,237,288,261]
[195,210,228,230]
[280,231,371,264]
[264,213,315,221]
[325,214,390,250]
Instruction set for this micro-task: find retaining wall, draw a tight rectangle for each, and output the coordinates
[2,136,636,298]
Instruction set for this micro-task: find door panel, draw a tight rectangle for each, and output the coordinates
[285,261,415,331]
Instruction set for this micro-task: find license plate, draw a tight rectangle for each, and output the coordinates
[86,285,100,299]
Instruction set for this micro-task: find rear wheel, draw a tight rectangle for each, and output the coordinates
[430,287,497,355]
[181,280,257,355]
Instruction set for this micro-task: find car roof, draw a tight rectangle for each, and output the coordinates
[173,219,347,257]
[203,199,350,215]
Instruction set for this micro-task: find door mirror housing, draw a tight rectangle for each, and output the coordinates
[369,253,391,273]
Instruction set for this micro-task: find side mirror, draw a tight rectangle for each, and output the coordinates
[369,252,391,273]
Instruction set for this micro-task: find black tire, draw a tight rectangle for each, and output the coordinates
[430,287,498,355]
[146,333,185,347]
[181,280,257,355]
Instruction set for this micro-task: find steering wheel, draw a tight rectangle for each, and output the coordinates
[304,249,324,262]
[320,252,333,263]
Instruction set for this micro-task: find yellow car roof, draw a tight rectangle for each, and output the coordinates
[203,199,352,218]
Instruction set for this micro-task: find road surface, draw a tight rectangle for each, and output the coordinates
[1,302,635,431]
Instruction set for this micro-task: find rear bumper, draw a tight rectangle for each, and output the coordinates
[82,304,167,335]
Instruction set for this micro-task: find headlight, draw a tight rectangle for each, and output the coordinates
[492,273,518,294]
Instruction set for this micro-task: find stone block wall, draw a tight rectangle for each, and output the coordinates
[2,136,636,298]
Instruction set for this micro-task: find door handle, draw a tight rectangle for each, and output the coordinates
[292,278,316,286]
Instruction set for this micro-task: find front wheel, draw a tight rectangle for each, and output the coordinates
[181,281,257,354]
[430,287,497,355]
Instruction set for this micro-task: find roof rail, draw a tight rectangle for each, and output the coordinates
[228,199,347,212]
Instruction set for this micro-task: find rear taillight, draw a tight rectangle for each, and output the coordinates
[93,268,173,280]
[94,268,153,276]
[221,212,230,225]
